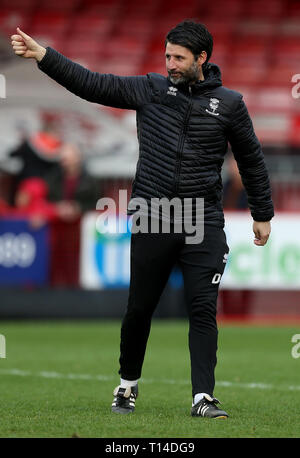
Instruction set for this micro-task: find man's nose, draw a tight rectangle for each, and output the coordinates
[167,59,177,70]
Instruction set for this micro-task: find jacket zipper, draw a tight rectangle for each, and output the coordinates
[174,86,193,195]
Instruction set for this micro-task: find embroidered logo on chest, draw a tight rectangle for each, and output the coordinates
[205,98,220,116]
[167,86,178,96]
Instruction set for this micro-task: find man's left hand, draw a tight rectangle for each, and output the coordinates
[253,220,271,246]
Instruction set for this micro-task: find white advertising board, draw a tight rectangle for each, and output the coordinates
[80,212,300,290]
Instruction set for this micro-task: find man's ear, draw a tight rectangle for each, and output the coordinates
[197,51,207,67]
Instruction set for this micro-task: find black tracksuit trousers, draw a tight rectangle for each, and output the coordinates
[118,224,229,397]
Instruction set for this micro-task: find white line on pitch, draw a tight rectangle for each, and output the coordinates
[0,368,299,392]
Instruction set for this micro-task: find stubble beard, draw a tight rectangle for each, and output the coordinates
[168,60,200,86]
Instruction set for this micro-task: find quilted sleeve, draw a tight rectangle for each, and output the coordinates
[37,47,152,110]
[227,97,274,222]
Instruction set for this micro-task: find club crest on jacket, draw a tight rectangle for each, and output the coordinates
[206,98,220,116]
[167,86,178,96]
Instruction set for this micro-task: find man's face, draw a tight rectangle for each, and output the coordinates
[60,144,81,172]
[165,42,200,85]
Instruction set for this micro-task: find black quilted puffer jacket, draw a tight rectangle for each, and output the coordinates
[38,47,274,227]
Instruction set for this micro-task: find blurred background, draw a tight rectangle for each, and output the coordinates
[0,0,299,321]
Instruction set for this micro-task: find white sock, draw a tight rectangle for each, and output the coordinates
[193,393,208,406]
[120,378,138,388]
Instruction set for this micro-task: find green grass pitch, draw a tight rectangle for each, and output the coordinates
[0,320,299,438]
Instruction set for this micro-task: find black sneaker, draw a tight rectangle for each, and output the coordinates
[111,384,138,414]
[191,394,228,419]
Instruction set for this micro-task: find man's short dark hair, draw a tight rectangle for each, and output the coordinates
[165,20,213,66]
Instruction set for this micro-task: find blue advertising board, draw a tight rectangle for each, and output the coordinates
[0,219,49,286]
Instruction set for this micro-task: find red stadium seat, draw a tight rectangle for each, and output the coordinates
[45,37,68,54]
[229,37,271,66]
[200,20,235,40]
[272,38,300,65]
[63,38,104,60]
[210,46,229,69]
[71,13,114,37]
[158,0,200,15]
[31,12,69,36]
[0,0,37,9]
[38,0,81,12]
[263,64,299,87]
[235,20,278,38]
[140,60,167,76]
[94,61,141,76]
[285,0,300,17]
[203,0,243,19]
[102,35,148,59]
[83,0,122,7]
[242,0,284,19]
[3,0,300,149]
[222,64,267,88]
[0,9,31,35]
[122,0,160,16]
[117,18,154,39]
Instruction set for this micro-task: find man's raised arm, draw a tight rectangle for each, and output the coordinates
[11,28,152,110]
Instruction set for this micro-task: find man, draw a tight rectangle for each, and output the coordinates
[45,142,99,287]
[7,113,61,200]
[45,142,99,217]
[11,21,274,418]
